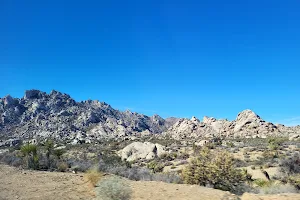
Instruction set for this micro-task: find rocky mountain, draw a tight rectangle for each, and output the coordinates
[0,90,299,145]
[0,90,176,144]
[164,109,300,140]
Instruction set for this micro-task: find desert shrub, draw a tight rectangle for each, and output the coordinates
[206,143,216,149]
[234,158,248,167]
[95,176,132,200]
[67,159,93,172]
[288,175,300,190]
[111,165,161,182]
[160,152,177,161]
[57,162,68,172]
[147,161,164,173]
[253,179,270,187]
[254,180,298,194]
[164,161,173,166]
[182,147,246,192]
[235,138,268,148]
[0,152,23,167]
[260,184,297,194]
[241,169,253,184]
[280,152,300,174]
[268,137,287,151]
[98,154,129,172]
[20,144,39,169]
[85,167,103,186]
[226,141,235,148]
[262,150,278,159]
[147,136,177,147]
[53,149,65,160]
[178,152,189,159]
[44,140,54,169]
[119,166,152,181]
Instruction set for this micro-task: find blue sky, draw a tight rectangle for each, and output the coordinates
[1,0,300,125]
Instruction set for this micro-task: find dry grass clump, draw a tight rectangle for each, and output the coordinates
[253,179,298,194]
[57,162,68,172]
[85,167,103,187]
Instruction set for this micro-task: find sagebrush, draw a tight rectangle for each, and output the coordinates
[95,176,132,200]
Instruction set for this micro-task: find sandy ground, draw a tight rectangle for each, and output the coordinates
[129,181,239,200]
[1,164,300,200]
[0,165,95,200]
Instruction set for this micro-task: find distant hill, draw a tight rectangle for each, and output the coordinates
[0,90,299,145]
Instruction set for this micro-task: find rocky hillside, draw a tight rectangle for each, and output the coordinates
[0,90,299,145]
[164,110,300,139]
[0,90,177,144]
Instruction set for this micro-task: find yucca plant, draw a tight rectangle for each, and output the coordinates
[44,140,54,169]
[20,143,38,169]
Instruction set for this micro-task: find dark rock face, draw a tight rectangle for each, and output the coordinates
[0,90,176,142]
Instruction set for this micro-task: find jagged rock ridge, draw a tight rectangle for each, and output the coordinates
[164,109,300,139]
[0,90,176,143]
[1,90,299,144]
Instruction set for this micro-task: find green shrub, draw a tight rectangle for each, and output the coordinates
[267,137,286,151]
[53,149,65,160]
[227,142,235,148]
[280,152,300,174]
[96,176,132,200]
[182,148,246,192]
[44,140,54,169]
[159,152,177,161]
[147,161,164,173]
[262,150,278,159]
[20,144,39,169]
[288,174,300,190]
[253,179,270,187]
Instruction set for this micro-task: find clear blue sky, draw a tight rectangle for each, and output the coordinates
[1,0,300,125]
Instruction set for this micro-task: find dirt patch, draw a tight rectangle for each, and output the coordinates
[0,165,95,200]
[128,180,239,200]
[1,164,300,200]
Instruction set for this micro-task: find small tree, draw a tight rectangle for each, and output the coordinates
[182,147,246,192]
[20,144,39,169]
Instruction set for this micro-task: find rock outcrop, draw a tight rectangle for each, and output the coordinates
[0,90,176,142]
[164,109,299,139]
[119,142,166,161]
[1,90,299,142]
